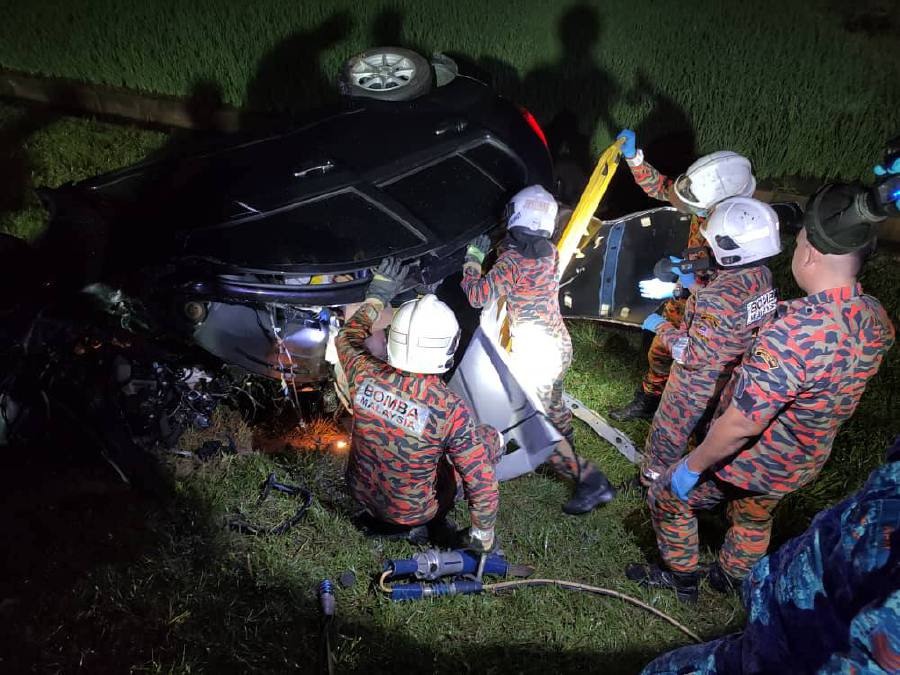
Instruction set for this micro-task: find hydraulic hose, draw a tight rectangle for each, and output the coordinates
[378,571,701,644]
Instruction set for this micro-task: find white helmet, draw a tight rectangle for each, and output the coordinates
[702,197,781,267]
[505,184,558,236]
[387,294,461,374]
[674,151,756,212]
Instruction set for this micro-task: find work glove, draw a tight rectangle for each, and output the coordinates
[668,256,697,290]
[642,313,666,333]
[465,234,491,266]
[874,157,900,176]
[874,159,900,209]
[365,257,409,307]
[671,459,701,502]
[616,129,637,159]
[464,526,496,554]
[639,278,676,299]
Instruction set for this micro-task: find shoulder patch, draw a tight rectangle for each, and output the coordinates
[745,289,778,325]
[752,346,780,371]
[354,379,430,436]
[699,313,721,329]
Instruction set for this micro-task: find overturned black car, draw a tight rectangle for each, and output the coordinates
[36,52,552,386]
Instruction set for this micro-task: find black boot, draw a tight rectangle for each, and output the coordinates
[707,561,743,594]
[609,390,661,422]
[625,563,700,603]
[563,470,617,515]
[352,512,430,544]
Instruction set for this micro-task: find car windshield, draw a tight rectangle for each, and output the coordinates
[381,154,508,240]
[183,189,425,267]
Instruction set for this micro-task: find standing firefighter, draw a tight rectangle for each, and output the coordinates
[610,129,757,421]
[460,185,616,515]
[337,258,502,551]
[627,198,895,602]
[638,197,781,485]
[643,435,900,674]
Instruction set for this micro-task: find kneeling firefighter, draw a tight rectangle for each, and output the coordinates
[460,185,616,515]
[337,258,502,551]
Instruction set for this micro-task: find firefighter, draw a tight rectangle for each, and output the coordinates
[642,435,900,674]
[638,197,781,485]
[460,185,616,515]
[626,199,895,602]
[609,129,757,421]
[337,258,502,551]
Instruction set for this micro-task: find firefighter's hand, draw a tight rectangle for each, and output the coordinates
[642,313,666,333]
[465,235,491,266]
[639,278,676,299]
[874,159,900,209]
[671,460,701,502]
[669,256,697,290]
[464,526,496,554]
[616,129,637,159]
[366,257,409,307]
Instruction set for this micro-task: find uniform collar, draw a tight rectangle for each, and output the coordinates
[781,284,862,314]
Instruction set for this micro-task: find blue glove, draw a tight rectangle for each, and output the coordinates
[616,129,637,159]
[874,159,900,210]
[668,256,696,290]
[642,313,666,333]
[873,157,900,176]
[671,460,701,501]
[639,278,676,299]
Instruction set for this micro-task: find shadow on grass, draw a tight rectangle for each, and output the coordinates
[0,442,664,673]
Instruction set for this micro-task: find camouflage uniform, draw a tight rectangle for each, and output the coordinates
[461,245,597,482]
[643,437,900,675]
[629,159,708,397]
[336,303,501,529]
[642,264,776,480]
[650,284,894,577]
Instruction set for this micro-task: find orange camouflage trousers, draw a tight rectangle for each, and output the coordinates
[641,296,687,396]
[648,464,782,578]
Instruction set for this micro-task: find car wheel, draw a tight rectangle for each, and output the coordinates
[340,47,433,102]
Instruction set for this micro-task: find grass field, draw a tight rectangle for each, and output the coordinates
[1,0,899,179]
[0,105,897,673]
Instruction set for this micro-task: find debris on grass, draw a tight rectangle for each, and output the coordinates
[255,415,349,456]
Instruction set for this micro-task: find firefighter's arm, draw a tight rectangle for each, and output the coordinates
[687,325,804,473]
[685,405,767,473]
[655,320,688,354]
[445,405,499,530]
[460,253,518,309]
[628,156,674,202]
[659,290,733,370]
[335,302,378,377]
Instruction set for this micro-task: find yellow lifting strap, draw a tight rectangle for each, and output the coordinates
[556,137,625,275]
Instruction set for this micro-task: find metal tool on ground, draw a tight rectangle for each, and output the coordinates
[474,552,488,582]
[563,394,642,465]
[226,471,313,536]
[383,548,533,582]
[377,549,701,643]
[318,579,337,675]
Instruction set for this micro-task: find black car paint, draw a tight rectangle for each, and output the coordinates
[36,74,553,383]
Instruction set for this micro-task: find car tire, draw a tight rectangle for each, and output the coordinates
[340,47,433,102]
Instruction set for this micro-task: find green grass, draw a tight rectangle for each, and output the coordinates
[0,102,166,240]
[1,104,897,673]
[1,0,899,179]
